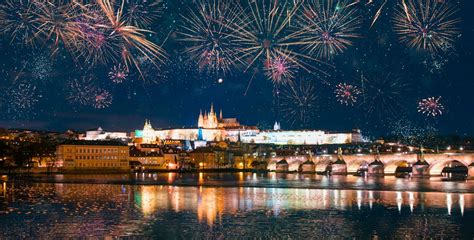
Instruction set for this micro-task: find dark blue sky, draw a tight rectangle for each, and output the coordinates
[0,0,473,138]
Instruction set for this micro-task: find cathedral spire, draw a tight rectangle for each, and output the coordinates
[219,109,223,119]
[210,103,214,115]
[198,110,204,128]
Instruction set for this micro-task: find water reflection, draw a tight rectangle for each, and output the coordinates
[25,172,474,194]
[0,181,473,238]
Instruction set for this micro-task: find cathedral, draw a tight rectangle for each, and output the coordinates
[198,104,240,129]
[198,104,220,129]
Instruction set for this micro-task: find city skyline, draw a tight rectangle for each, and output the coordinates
[0,0,473,137]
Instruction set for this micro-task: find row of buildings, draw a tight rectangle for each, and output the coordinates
[83,104,365,146]
[56,140,256,172]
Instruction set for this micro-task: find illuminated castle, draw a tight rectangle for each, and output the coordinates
[133,104,364,146]
[198,104,240,129]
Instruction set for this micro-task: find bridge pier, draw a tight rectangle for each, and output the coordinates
[367,148,384,176]
[300,160,315,173]
[412,148,430,177]
[331,148,347,175]
[412,161,429,177]
[275,159,289,172]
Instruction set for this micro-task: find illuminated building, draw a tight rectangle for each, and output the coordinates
[129,146,165,170]
[189,147,228,169]
[240,129,364,145]
[135,105,259,144]
[133,104,365,146]
[56,140,130,172]
[81,127,129,141]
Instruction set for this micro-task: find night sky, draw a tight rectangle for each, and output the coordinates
[0,0,473,138]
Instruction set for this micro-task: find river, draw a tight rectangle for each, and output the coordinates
[0,173,473,238]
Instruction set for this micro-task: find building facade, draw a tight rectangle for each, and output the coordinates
[57,141,129,172]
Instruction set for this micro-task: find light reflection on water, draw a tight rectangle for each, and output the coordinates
[24,172,474,194]
[0,180,473,238]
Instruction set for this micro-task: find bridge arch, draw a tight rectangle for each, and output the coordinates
[315,159,333,172]
[347,160,368,173]
[428,159,470,176]
[384,160,410,174]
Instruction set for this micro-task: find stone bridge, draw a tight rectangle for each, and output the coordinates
[266,153,474,176]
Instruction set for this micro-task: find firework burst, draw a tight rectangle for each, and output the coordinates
[179,0,241,75]
[93,89,113,109]
[417,96,444,117]
[335,83,361,106]
[64,0,167,76]
[71,3,114,65]
[122,0,163,28]
[280,79,318,127]
[0,0,38,45]
[33,0,84,54]
[7,83,41,120]
[96,0,166,76]
[360,72,409,119]
[294,0,362,59]
[66,76,96,106]
[230,0,318,74]
[264,55,297,85]
[109,64,128,83]
[393,0,460,52]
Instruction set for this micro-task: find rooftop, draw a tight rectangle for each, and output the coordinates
[60,140,127,146]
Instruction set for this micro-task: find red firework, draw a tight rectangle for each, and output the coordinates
[417,96,444,117]
[335,83,361,106]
